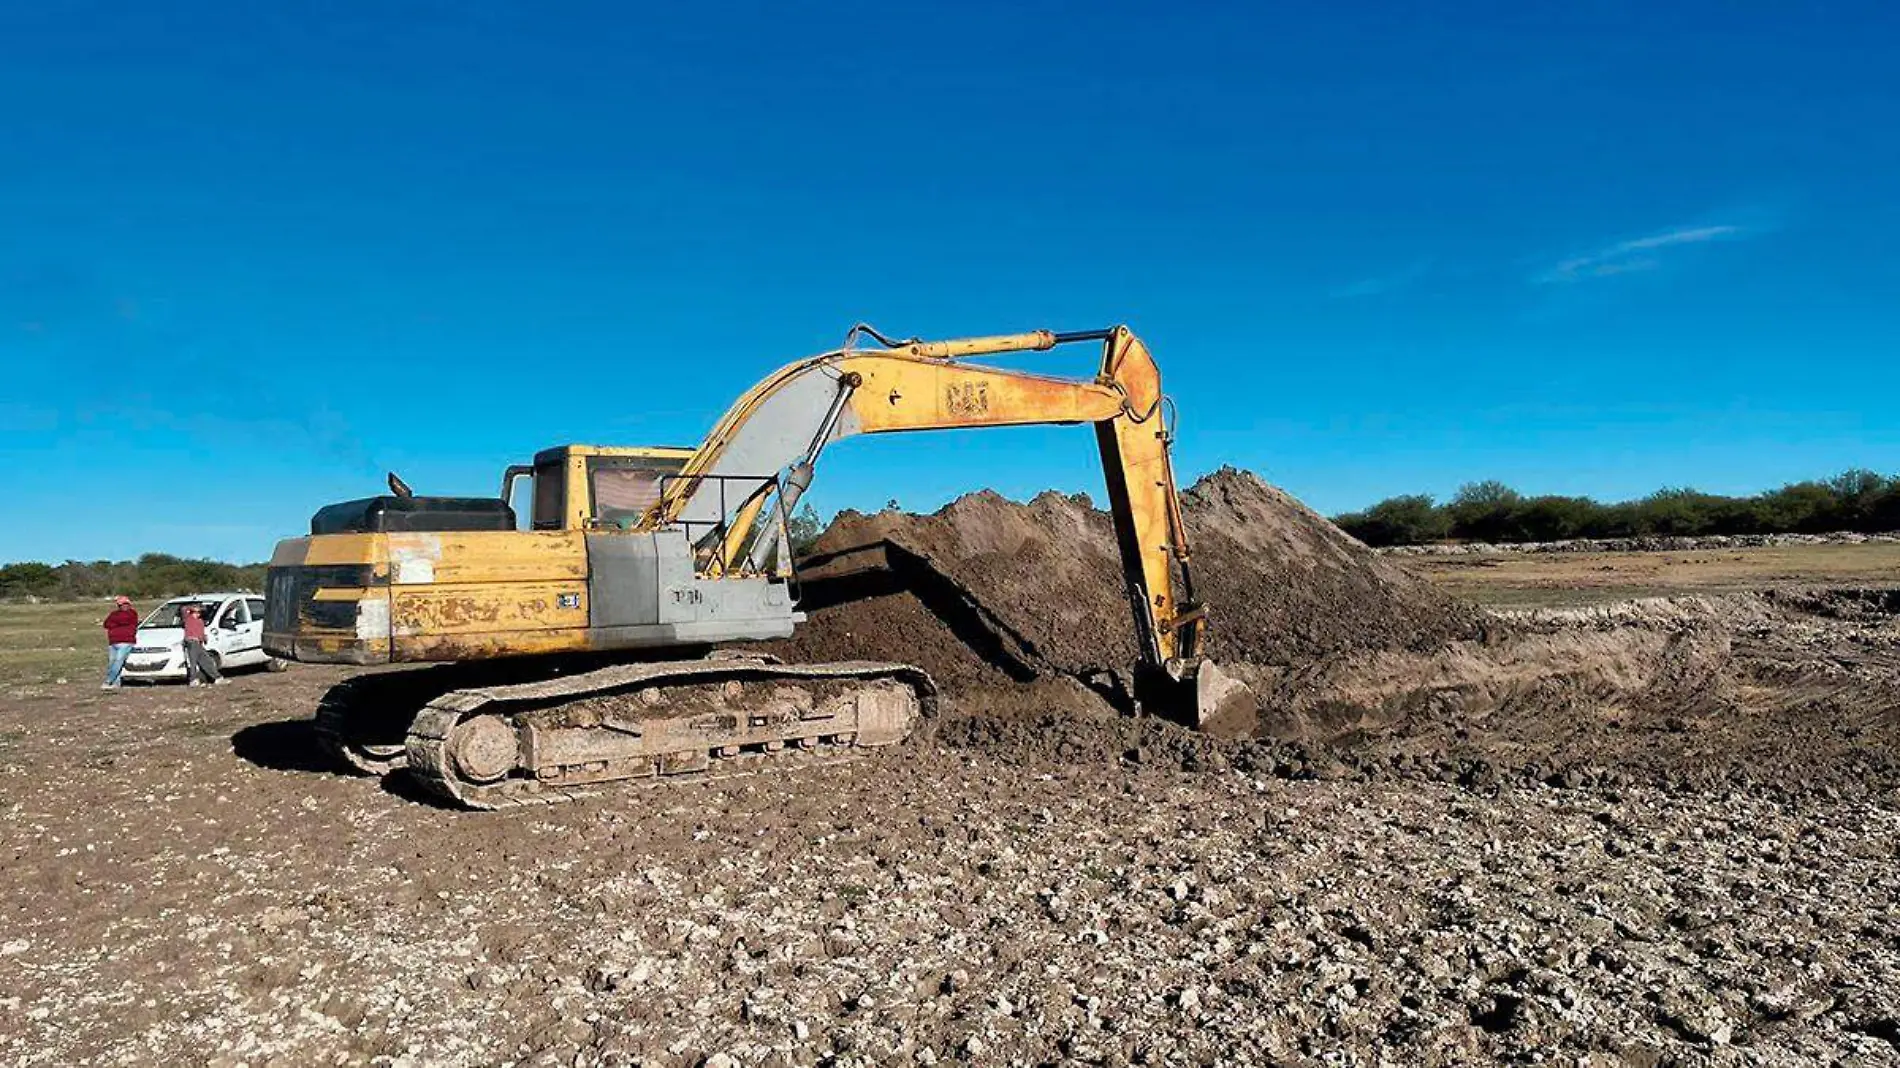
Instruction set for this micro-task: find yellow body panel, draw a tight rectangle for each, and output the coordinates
[393,626,591,662]
[269,528,598,665]
[390,581,587,635]
[266,535,390,660]
[312,633,390,660]
[382,532,593,659]
[271,533,388,571]
[385,530,586,584]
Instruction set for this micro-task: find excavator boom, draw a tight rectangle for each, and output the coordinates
[661,325,1204,670]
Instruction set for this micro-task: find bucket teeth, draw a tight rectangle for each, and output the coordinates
[1137,658,1259,740]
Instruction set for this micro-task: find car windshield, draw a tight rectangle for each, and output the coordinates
[143,601,223,628]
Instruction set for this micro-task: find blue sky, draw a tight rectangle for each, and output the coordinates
[3,1,1897,563]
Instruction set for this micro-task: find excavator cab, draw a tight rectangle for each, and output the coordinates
[306,446,700,538]
[496,446,696,533]
[504,445,801,577]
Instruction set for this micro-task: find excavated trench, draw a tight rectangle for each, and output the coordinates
[756,468,1900,795]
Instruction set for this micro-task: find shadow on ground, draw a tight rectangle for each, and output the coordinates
[231,717,458,807]
[380,768,455,807]
[231,718,342,774]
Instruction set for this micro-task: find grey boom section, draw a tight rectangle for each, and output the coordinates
[674,361,862,529]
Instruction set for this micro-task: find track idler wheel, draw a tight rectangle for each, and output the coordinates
[448,716,518,784]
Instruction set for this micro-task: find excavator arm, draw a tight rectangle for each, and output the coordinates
[650,325,1254,727]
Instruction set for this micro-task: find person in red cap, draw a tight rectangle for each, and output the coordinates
[102,596,139,690]
[180,604,225,686]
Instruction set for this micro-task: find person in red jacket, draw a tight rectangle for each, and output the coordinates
[180,604,225,686]
[102,596,140,690]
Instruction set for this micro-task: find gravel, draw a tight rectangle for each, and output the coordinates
[3,671,1898,1066]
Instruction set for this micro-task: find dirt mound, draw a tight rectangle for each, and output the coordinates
[755,560,1025,692]
[796,489,1140,677]
[760,469,1900,796]
[1179,468,1485,664]
[768,467,1482,692]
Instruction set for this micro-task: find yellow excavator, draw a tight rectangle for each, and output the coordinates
[264,325,1253,807]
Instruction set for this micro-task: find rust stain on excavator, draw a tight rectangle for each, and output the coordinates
[395,595,506,630]
[391,581,586,635]
[311,634,391,659]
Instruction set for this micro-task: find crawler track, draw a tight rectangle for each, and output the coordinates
[313,673,418,775]
[403,658,935,809]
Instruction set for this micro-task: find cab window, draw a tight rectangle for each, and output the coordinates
[589,457,686,530]
[531,462,566,530]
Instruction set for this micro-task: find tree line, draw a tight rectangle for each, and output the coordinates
[0,554,267,603]
[1334,470,1900,548]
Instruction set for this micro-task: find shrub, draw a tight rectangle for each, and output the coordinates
[1331,469,1900,546]
[0,557,265,602]
[1337,494,1448,547]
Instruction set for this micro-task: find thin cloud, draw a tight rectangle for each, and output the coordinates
[1537,224,1744,284]
[1329,259,1432,299]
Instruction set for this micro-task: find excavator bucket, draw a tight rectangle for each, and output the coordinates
[1140,658,1260,740]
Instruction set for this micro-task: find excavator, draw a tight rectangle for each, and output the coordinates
[263,325,1254,808]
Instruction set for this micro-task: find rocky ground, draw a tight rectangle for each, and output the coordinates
[6,472,1899,1065]
[3,665,1899,1067]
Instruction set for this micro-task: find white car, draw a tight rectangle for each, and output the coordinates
[122,592,283,683]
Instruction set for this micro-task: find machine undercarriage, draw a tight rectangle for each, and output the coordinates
[316,656,933,809]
